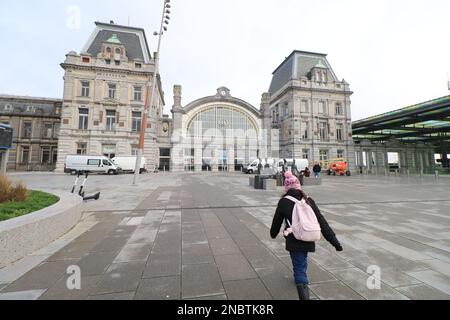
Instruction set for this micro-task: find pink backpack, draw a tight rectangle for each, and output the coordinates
[284,196,321,242]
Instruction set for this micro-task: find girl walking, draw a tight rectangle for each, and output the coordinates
[270,171,343,300]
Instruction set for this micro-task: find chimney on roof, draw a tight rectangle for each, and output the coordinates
[110,20,115,24]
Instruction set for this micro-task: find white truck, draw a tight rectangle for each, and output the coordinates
[111,156,147,174]
[64,155,121,175]
[244,158,309,175]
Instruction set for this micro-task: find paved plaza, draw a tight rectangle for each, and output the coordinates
[0,172,449,300]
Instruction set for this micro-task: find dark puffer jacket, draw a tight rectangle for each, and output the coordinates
[270,189,342,252]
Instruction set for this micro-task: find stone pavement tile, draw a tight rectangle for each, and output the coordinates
[310,281,365,300]
[135,276,181,300]
[204,226,231,241]
[74,229,111,244]
[373,240,435,261]
[406,270,450,295]
[182,243,215,265]
[240,245,280,269]
[181,210,202,224]
[39,275,101,300]
[0,283,8,291]
[0,289,46,300]
[91,261,146,295]
[47,241,98,261]
[143,252,181,278]
[261,240,288,258]
[0,254,49,283]
[420,259,450,278]
[186,294,228,301]
[423,249,450,264]
[181,263,225,299]
[74,251,117,277]
[373,268,422,288]
[330,268,410,300]
[1,260,76,292]
[258,270,298,300]
[88,291,135,300]
[127,226,158,245]
[200,213,223,228]
[339,247,429,274]
[141,210,165,225]
[214,254,258,282]
[209,238,240,256]
[90,236,130,254]
[109,225,138,237]
[396,284,450,300]
[113,244,152,263]
[223,279,272,300]
[231,232,263,247]
[307,260,337,284]
[182,229,209,246]
[309,246,356,270]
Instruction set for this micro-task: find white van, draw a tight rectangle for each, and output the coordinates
[244,159,276,174]
[111,156,147,174]
[277,159,310,173]
[64,155,121,175]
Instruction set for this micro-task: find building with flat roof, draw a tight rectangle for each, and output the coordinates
[0,95,61,171]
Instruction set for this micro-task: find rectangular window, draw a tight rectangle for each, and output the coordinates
[108,83,116,99]
[302,149,310,160]
[77,143,87,155]
[106,110,116,131]
[160,148,171,157]
[320,150,329,162]
[134,86,142,101]
[301,100,309,113]
[41,147,51,164]
[43,123,53,139]
[336,124,343,141]
[135,63,142,68]
[88,159,101,166]
[81,81,90,97]
[337,150,345,159]
[319,122,328,140]
[336,103,343,116]
[22,121,32,138]
[284,104,289,117]
[301,122,309,140]
[82,57,90,63]
[21,146,30,164]
[318,101,325,115]
[53,123,60,138]
[79,108,89,130]
[132,112,142,132]
[131,145,139,156]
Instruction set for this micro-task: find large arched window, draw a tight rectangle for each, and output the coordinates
[187,106,258,138]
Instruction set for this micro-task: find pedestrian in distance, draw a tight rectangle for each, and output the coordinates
[303,167,311,178]
[313,162,322,179]
[270,171,343,300]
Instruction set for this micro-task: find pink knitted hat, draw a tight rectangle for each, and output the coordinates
[284,171,302,192]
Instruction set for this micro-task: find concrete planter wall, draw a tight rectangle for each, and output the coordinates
[0,191,84,268]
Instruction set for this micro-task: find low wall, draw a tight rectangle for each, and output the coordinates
[0,191,84,268]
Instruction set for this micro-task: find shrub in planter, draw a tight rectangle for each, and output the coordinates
[0,175,28,204]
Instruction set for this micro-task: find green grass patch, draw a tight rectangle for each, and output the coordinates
[0,191,60,222]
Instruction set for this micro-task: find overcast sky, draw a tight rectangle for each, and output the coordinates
[1,0,449,120]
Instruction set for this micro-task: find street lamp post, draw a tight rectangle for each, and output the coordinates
[133,0,172,185]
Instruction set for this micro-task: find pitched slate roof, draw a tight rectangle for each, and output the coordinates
[269,50,339,96]
[83,22,151,63]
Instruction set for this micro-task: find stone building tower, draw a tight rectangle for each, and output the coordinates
[268,50,355,170]
[55,21,164,172]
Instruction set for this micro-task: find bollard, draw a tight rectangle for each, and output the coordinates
[435,170,439,181]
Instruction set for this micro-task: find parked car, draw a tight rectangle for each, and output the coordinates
[111,156,147,174]
[64,155,121,175]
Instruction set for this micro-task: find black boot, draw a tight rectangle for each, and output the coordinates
[296,284,310,300]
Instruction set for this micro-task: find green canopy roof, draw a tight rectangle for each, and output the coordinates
[106,33,122,44]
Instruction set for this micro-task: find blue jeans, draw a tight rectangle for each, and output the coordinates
[314,172,321,179]
[290,251,309,285]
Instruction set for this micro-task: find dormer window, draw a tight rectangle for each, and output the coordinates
[106,47,112,53]
[82,57,90,63]
[135,63,142,69]
[26,105,36,113]
[115,48,121,54]
[4,104,13,112]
